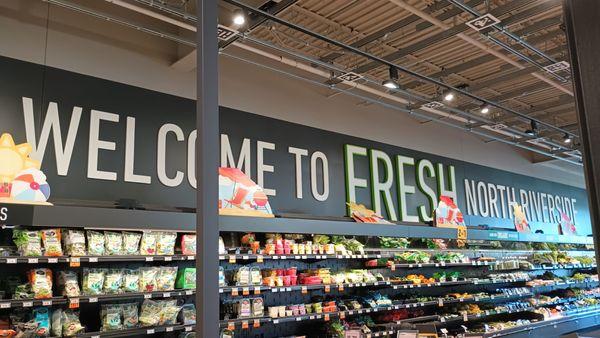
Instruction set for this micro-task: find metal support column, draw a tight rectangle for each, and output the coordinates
[564,0,600,267]
[196,0,219,336]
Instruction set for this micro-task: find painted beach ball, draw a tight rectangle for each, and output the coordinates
[10,168,51,202]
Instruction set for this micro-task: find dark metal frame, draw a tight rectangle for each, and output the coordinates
[196,0,219,336]
[564,0,600,273]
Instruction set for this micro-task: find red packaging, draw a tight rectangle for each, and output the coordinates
[282,275,291,286]
[290,275,298,285]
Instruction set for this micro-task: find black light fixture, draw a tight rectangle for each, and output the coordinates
[563,133,573,144]
[382,66,399,89]
[232,9,246,25]
[525,120,538,136]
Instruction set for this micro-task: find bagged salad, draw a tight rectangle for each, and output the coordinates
[82,268,105,295]
[139,267,158,292]
[63,230,86,256]
[87,231,105,256]
[61,310,84,336]
[156,266,178,291]
[13,230,42,256]
[58,271,80,297]
[103,269,124,294]
[41,229,63,256]
[181,234,196,255]
[121,303,139,328]
[101,304,122,331]
[139,232,157,255]
[156,232,177,255]
[122,232,142,255]
[104,232,123,255]
[123,269,140,292]
[28,268,53,299]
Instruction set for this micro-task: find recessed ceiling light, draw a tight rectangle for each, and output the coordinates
[443,91,455,102]
[480,105,490,114]
[233,9,245,26]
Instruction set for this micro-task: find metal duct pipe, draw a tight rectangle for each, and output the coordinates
[44,0,580,164]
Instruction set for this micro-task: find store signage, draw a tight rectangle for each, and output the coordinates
[0,206,7,222]
[0,204,33,226]
[0,55,591,233]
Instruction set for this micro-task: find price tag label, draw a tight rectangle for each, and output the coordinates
[242,288,250,296]
[272,255,279,259]
[253,319,260,328]
[340,312,345,319]
[324,285,330,293]
[231,288,239,296]
[390,264,396,271]
[228,255,236,263]
[301,255,307,259]
[144,293,152,299]
[286,287,292,292]
[301,286,308,294]
[69,298,79,309]
[165,256,172,262]
[89,297,98,303]
[20,301,32,307]
[163,292,171,298]
[27,258,38,264]
[295,317,302,322]
[338,284,344,292]
[440,261,446,267]
[89,257,98,263]
[187,255,195,260]
[463,313,469,322]
[280,256,287,260]
[145,256,154,262]
[256,255,263,263]
[242,255,249,260]
[0,302,10,309]
[438,298,444,307]
[166,327,174,332]
[146,329,155,334]
[48,258,58,263]
[6,258,17,264]
[457,225,467,241]
[42,300,52,306]
[69,257,80,267]
[309,316,315,320]
[91,335,100,338]
[227,322,235,330]
[273,319,280,324]
[185,326,192,332]
[324,314,330,321]
[242,321,249,329]
[186,290,194,295]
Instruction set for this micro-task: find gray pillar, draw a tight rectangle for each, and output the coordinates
[196,0,219,336]
[564,0,600,266]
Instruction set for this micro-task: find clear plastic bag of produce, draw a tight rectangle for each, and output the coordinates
[156,266,178,291]
[121,303,139,328]
[139,232,157,255]
[58,271,80,297]
[101,304,123,331]
[87,231,105,256]
[139,267,159,292]
[139,299,161,326]
[28,268,53,299]
[103,269,124,294]
[181,234,196,255]
[41,229,63,257]
[156,232,177,255]
[61,310,84,336]
[104,232,123,255]
[123,269,140,292]
[13,230,42,256]
[122,232,142,255]
[63,230,86,256]
[82,268,105,295]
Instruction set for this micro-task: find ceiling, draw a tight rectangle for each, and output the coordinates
[39,0,582,165]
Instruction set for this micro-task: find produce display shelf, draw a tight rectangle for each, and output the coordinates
[219,215,594,244]
[0,254,195,264]
[218,278,532,296]
[0,290,196,309]
[219,253,383,261]
[466,306,600,337]
[389,261,495,269]
[71,323,195,338]
[524,263,596,270]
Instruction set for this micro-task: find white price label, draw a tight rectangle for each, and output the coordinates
[144,294,152,299]
[89,257,98,263]
[6,258,16,264]
[187,255,195,260]
[146,329,155,334]
[185,326,192,332]
[163,292,171,297]
[166,327,174,332]
[165,256,172,261]
[273,319,280,324]
[296,317,302,321]
[0,303,10,309]
[48,258,58,263]
[28,258,38,264]
[89,297,98,303]
[145,257,154,262]
[185,290,193,295]
[42,300,52,306]
[22,301,33,307]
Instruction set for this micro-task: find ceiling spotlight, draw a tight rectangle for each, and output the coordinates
[232,9,246,25]
[563,133,573,144]
[443,91,455,102]
[525,120,538,136]
[480,104,490,114]
[382,66,399,89]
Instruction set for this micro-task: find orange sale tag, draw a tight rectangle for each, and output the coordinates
[324,314,330,321]
[256,255,264,263]
[242,321,249,329]
[69,298,79,309]
[69,258,80,268]
[301,286,308,294]
[242,288,250,296]
[324,285,330,293]
[254,287,261,295]
[231,288,239,296]
[227,322,235,331]
[338,284,344,292]
[253,319,260,328]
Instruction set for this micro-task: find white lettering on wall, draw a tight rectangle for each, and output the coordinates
[157,124,184,187]
[288,147,308,199]
[396,155,418,222]
[310,151,329,202]
[221,134,251,176]
[187,130,197,189]
[344,145,368,206]
[369,149,397,221]
[23,97,82,175]
[465,179,478,216]
[87,110,118,181]
[124,117,151,184]
[257,141,276,196]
